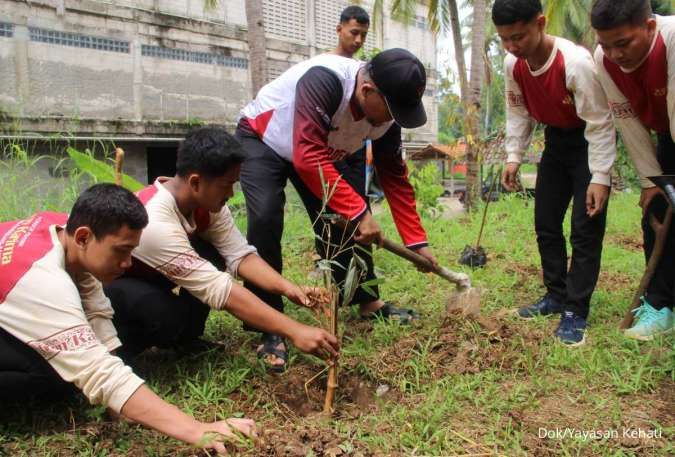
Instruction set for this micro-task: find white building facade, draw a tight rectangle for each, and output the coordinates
[0,0,438,181]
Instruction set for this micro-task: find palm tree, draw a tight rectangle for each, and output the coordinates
[204,0,267,97]
[389,0,488,208]
[465,0,488,208]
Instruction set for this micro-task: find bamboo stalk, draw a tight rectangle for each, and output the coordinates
[114,148,124,186]
[323,281,339,414]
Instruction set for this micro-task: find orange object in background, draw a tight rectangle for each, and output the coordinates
[451,163,467,175]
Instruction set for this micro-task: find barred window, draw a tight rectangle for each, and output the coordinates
[141,44,248,69]
[29,27,130,53]
[267,59,292,81]
[414,15,428,30]
[0,22,13,38]
[263,0,306,43]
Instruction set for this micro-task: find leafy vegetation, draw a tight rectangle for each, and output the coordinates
[0,147,672,456]
[408,162,445,210]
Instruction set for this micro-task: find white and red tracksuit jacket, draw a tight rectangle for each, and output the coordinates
[131,179,257,309]
[504,36,616,186]
[0,212,143,413]
[239,53,428,248]
[594,15,675,188]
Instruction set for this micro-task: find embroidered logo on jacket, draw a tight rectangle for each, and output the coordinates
[608,101,636,119]
[29,325,99,360]
[157,250,207,279]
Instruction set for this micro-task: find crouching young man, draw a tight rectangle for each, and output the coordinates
[104,126,339,369]
[591,0,674,339]
[0,184,255,454]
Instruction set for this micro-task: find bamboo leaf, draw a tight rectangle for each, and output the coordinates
[66,147,144,191]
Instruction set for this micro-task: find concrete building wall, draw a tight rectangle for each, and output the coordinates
[0,0,439,182]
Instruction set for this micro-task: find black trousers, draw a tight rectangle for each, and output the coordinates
[104,239,217,361]
[0,326,76,403]
[236,131,378,318]
[643,134,675,311]
[534,126,608,318]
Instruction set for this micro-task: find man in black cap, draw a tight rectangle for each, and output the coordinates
[237,49,437,370]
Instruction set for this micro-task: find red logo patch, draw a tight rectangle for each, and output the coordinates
[29,325,99,360]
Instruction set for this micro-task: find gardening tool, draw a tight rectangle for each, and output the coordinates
[620,175,675,329]
[114,147,124,186]
[459,167,500,268]
[381,237,481,317]
[331,216,481,316]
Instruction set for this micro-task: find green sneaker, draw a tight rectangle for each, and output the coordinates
[624,298,674,341]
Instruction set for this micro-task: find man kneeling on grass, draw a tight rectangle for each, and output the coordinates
[0,184,255,453]
[104,126,339,370]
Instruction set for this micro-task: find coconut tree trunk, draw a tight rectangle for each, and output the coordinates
[464,0,487,209]
[245,0,268,96]
[448,0,469,103]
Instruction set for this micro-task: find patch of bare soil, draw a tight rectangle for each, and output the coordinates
[607,233,644,252]
[505,263,543,287]
[597,270,636,291]
[511,382,675,456]
[427,312,546,377]
[256,424,377,457]
[245,364,381,420]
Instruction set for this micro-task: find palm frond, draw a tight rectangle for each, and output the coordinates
[203,0,219,11]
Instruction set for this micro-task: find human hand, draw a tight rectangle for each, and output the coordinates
[354,212,383,246]
[282,282,311,307]
[501,162,521,192]
[639,187,664,215]
[289,324,339,361]
[413,246,438,272]
[586,183,610,217]
[194,418,258,455]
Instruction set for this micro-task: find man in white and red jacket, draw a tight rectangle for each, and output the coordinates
[0,184,256,454]
[492,0,617,346]
[591,0,674,340]
[104,127,340,371]
[236,48,438,368]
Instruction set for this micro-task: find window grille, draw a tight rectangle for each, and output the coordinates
[414,15,428,30]
[262,0,306,42]
[267,59,291,81]
[29,27,130,53]
[0,22,13,38]
[141,44,248,69]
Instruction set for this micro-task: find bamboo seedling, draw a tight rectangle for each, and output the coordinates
[305,169,367,415]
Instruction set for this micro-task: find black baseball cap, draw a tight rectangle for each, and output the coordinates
[367,48,427,129]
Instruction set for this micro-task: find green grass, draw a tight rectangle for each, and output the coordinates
[0,151,672,456]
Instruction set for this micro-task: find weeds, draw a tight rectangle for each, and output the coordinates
[0,146,672,456]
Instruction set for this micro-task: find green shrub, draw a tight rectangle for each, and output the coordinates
[408,162,444,210]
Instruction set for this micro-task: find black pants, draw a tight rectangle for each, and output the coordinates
[643,134,675,311]
[0,326,76,403]
[534,126,608,318]
[104,239,217,361]
[236,131,378,319]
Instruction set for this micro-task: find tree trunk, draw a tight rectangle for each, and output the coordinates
[464,0,487,209]
[448,0,469,103]
[245,0,268,97]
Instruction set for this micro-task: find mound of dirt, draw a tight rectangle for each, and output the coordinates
[263,365,380,418]
[257,424,376,457]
